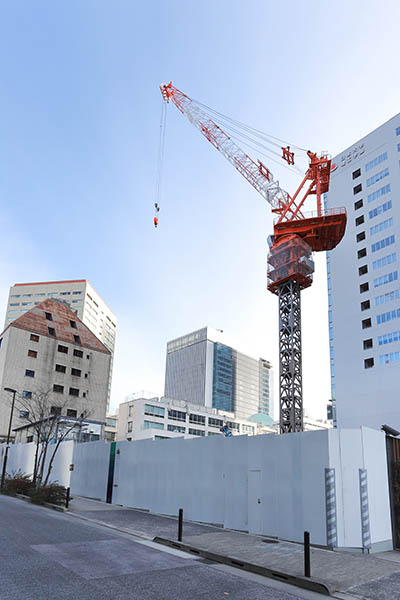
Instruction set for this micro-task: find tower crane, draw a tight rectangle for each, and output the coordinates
[160,82,347,433]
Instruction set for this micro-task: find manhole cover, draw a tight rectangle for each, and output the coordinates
[262,539,279,544]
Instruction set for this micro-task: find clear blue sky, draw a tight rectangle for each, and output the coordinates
[1,1,399,416]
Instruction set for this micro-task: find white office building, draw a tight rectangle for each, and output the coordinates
[325,113,400,429]
[116,392,270,442]
[164,327,273,421]
[5,280,116,409]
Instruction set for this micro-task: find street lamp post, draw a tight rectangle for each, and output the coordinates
[0,388,17,493]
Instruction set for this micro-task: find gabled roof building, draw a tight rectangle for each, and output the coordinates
[0,299,111,441]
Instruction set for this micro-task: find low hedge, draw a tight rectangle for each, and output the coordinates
[2,471,67,506]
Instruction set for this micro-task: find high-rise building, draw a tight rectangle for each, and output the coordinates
[5,280,116,409]
[325,113,400,429]
[164,327,273,420]
[0,298,111,440]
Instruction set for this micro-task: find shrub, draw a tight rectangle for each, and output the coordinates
[3,471,34,496]
[29,482,67,506]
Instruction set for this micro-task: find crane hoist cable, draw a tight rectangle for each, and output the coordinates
[154,98,168,227]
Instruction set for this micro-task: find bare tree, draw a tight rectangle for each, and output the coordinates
[13,389,89,487]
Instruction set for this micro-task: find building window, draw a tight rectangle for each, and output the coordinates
[352,168,361,180]
[55,364,66,373]
[366,167,389,188]
[364,358,374,369]
[356,231,366,243]
[27,436,33,443]
[353,183,362,195]
[144,420,164,430]
[368,183,391,203]
[50,406,61,416]
[86,354,90,359]
[396,127,400,136]
[23,294,32,298]
[25,369,35,377]
[359,265,368,276]
[128,405,134,417]
[363,338,373,350]
[355,215,365,226]
[73,349,83,358]
[354,199,363,210]
[22,391,32,399]
[82,392,86,398]
[374,271,398,288]
[127,421,133,432]
[377,308,400,325]
[48,327,56,337]
[188,428,205,437]
[58,345,68,354]
[361,300,370,311]
[45,312,53,321]
[372,235,395,253]
[370,217,393,237]
[167,424,185,433]
[30,334,39,342]
[362,318,372,329]
[67,409,77,418]
[71,368,81,377]
[378,330,400,345]
[357,248,367,259]
[242,425,255,434]
[376,289,400,306]
[27,349,37,358]
[366,151,388,171]
[53,384,64,394]
[70,320,77,329]
[189,413,206,425]
[373,253,397,271]
[369,200,392,220]
[73,335,81,345]
[226,421,240,432]
[69,387,79,397]
[360,282,369,293]
[168,409,186,422]
[380,351,400,365]
[144,404,165,418]
[208,417,224,428]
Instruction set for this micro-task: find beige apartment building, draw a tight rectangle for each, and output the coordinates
[5,280,116,409]
[0,299,111,441]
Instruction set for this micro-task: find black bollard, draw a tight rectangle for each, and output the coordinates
[65,487,71,509]
[304,530,311,578]
[178,508,183,542]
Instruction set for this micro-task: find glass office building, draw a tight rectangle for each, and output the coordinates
[164,327,273,420]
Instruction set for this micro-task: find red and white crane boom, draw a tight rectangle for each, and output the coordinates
[159,81,347,433]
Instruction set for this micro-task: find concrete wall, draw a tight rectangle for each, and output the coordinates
[1,427,393,552]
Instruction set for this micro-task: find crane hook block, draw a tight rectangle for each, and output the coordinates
[154,217,159,228]
[282,146,295,165]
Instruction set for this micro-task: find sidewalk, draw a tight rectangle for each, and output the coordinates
[69,496,400,598]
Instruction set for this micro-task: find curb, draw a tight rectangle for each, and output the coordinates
[153,536,332,596]
[14,493,68,513]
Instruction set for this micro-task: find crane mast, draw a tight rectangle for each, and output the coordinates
[160,82,347,433]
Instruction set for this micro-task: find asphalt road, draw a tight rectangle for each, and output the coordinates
[0,495,329,600]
